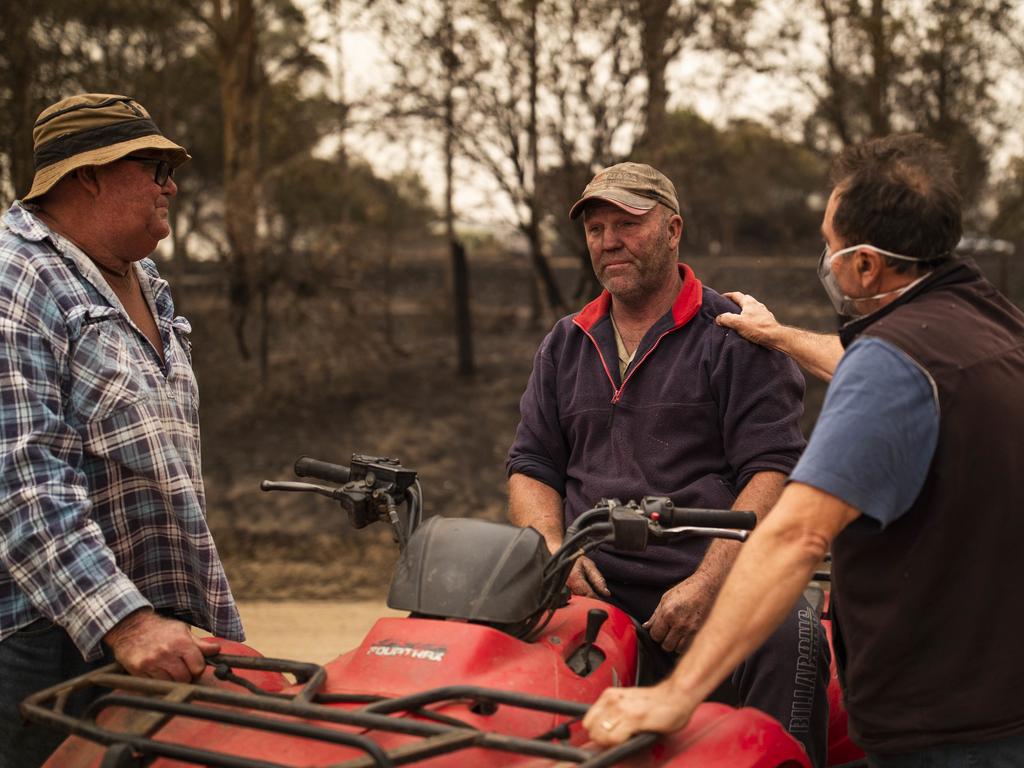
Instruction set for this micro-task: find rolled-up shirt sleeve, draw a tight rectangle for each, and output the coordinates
[506,333,570,496]
[711,327,808,489]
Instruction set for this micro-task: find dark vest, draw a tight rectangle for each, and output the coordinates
[832,259,1024,753]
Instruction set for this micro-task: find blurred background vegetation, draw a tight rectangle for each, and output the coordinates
[2,0,1022,598]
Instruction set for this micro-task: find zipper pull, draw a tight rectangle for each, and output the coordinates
[607,389,622,428]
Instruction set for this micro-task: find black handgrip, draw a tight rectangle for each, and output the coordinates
[293,456,351,484]
[656,508,757,530]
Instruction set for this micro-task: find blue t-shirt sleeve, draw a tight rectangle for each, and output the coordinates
[790,337,939,527]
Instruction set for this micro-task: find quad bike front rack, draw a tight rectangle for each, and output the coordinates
[21,654,658,768]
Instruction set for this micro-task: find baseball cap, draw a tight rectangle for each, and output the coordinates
[568,162,680,220]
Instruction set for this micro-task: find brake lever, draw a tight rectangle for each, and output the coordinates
[260,480,344,500]
[650,525,750,542]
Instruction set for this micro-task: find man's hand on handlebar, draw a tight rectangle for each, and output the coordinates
[566,555,611,598]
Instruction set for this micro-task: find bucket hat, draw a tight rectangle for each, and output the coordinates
[23,93,190,201]
[569,162,680,219]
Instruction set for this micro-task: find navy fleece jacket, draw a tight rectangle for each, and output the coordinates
[506,264,806,588]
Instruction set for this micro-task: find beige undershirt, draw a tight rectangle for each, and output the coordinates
[609,314,637,378]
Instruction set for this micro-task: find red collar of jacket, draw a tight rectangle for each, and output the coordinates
[574,263,703,332]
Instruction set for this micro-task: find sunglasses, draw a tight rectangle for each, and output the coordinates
[123,155,174,186]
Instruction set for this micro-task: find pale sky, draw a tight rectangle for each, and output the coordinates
[298,1,1024,230]
[298,1,818,228]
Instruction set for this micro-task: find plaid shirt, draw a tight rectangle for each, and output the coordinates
[0,201,242,659]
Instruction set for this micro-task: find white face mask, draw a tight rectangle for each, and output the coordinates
[817,243,932,318]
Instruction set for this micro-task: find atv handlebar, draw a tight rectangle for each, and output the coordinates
[564,496,756,546]
[294,456,352,484]
[525,496,759,639]
[261,455,759,642]
[264,457,757,554]
[262,454,421,538]
[639,497,756,530]
[660,508,756,529]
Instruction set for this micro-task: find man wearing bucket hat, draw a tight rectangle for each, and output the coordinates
[506,162,830,765]
[0,93,242,767]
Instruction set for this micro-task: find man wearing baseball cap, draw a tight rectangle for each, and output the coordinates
[507,162,829,765]
[0,94,242,766]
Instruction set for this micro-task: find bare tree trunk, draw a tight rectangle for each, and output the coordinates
[212,0,260,360]
[574,243,601,302]
[168,203,188,313]
[158,49,189,313]
[259,248,270,383]
[634,0,673,165]
[451,239,473,375]
[382,234,397,350]
[820,0,854,146]
[864,0,891,137]
[6,10,37,199]
[525,0,565,318]
[442,0,474,377]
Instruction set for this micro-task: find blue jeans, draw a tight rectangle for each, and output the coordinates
[0,618,112,768]
[868,732,1024,768]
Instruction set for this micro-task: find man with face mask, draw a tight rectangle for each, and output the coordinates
[583,134,1024,765]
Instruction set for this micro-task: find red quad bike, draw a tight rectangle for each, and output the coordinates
[24,455,866,768]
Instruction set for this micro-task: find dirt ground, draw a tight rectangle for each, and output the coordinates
[234,600,403,664]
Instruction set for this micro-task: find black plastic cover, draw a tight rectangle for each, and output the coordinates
[387,516,550,624]
[610,506,649,551]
